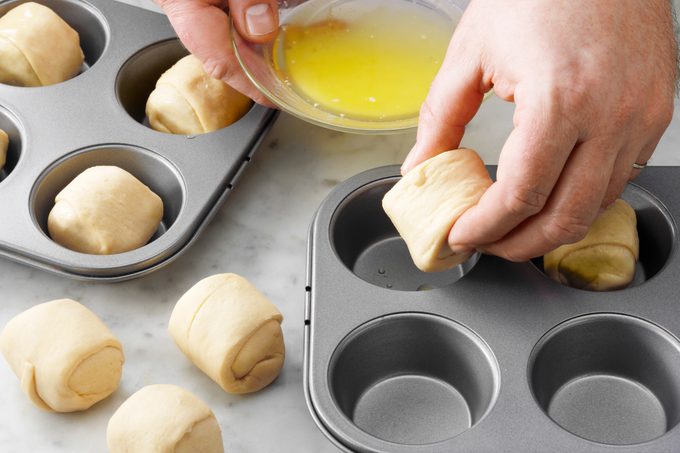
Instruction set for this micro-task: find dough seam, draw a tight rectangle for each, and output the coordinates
[21,361,52,411]
[65,341,122,397]
[555,242,637,267]
[162,80,206,132]
[184,284,225,347]
[556,244,637,286]
[0,33,40,83]
[228,318,282,381]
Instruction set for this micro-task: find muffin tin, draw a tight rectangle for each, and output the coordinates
[304,165,680,452]
[0,0,277,281]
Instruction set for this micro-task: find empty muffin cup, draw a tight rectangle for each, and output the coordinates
[0,0,108,81]
[329,313,499,446]
[30,144,185,249]
[331,178,480,291]
[529,313,680,445]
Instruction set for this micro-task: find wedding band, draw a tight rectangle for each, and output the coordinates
[632,162,647,170]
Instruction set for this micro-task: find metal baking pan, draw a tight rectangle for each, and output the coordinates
[304,165,680,452]
[0,0,277,281]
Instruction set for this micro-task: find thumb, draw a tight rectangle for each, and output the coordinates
[401,40,485,175]
[229,0,279,43]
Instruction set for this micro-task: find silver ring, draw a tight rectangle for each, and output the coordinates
[632,162,647,170]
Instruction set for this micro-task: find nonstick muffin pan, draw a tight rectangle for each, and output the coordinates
[304,165,680,452]
[0,0,277,281]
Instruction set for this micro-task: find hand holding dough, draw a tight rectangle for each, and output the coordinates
[169,273,285,394]
[544,199,639,291]
[146,55,252,135]
[0,2,84,87]
[48,166,164,255]
[382,149,492,272]
[0,128,7,171]
[107,384,223,453]
[0,299,124,412]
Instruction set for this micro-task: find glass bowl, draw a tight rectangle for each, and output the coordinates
[232,0,469,134]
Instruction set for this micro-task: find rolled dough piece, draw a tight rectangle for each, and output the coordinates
[107,384,224,453]
[48,166,164,255]
[544,199,639,291]
[169,273,285,394]
[0,128,7,170]
[0,299,124,412]
[382,149,492,272]
[146,55,252,134]
[0,2,84,87]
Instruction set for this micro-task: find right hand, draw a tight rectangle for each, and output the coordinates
[155,0,279,104]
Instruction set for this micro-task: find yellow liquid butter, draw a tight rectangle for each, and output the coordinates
[273,0,457,121]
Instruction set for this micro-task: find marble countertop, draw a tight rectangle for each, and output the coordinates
[1,1,679,452]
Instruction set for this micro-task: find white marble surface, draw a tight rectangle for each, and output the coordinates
[1,1,680,452]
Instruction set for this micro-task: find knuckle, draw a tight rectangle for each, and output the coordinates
[542,214,590,247]
[502,186,549,217]
[650,100,674,130]
[203,57,234,81]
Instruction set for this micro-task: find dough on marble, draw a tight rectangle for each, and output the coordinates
[47,166,164,255]
[382,149,492,272]
[543,199,639,291]
[107,384,223,453]
[0,128,7,171]
[169,273,285,394]
[0,299,124,412]
[146,55,252,135]
[0,2,84,87]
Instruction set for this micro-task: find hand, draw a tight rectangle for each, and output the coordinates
[155,0,279,104]
[402,0,677,261]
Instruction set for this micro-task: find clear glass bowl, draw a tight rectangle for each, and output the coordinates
[232,0,469,134]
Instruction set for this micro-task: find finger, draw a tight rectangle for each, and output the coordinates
[161,0,271,104]
[447,88,579,250]
[478,136,618,261]
[602,142,646,207]
[229,0,279,43]
[629,135,661,179]
[400,35,485,175]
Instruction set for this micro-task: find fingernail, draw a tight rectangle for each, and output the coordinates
[449,243,472,254]
[246,3,276,36]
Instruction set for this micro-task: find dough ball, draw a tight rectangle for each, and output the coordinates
[0,299,124,412]
[544,199,639,291]
[146,55,253,135]
[0,2,84,87]
[0,128,7,171]
[169,273,285,394]
[382,149,492,272]
[47,166,164,255]
[107,384,224,453]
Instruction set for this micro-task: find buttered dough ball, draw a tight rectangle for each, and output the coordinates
[169,273,285,394]
[0,2,84,87]
[382,149,492,272]
[0,299,124,412]
[0,128,7,171]
[544,199,639,291]
[146,55,252,135]
[107,384,223,453]
[48,166,163,255]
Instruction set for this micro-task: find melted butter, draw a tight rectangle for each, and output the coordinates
[273,0,456,121]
